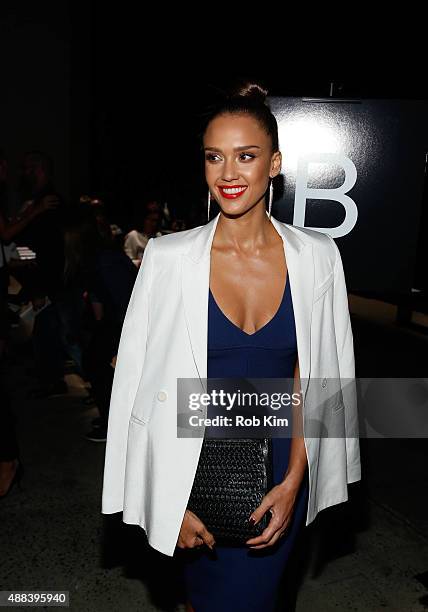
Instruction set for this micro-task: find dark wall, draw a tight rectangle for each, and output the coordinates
[0,1,72,211]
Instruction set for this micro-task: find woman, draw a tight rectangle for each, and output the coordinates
[123,208,163,267]
[102,82,361,611]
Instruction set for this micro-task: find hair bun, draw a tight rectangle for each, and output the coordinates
[229,80,268,105]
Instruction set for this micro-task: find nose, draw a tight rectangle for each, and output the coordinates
[221,158,239,182]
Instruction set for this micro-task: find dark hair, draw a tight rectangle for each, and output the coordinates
[202,80,279,153]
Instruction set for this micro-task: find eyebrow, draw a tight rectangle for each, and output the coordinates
[204,145,261,152]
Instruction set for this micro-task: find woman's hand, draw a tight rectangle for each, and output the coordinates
[177,509,216,550]
[32,195,60,217]
[245,478,299,549]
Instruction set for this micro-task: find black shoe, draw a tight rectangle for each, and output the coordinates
[85,428,107,442]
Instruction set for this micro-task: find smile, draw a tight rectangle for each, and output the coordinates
[218,185,248,199]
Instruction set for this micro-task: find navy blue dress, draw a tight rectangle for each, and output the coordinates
[181,274,309,612]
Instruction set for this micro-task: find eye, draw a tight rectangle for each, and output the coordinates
[205,152,221,162]
[239,152,256,161]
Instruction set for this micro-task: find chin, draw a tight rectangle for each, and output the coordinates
[220,199,263,218]
[220,204,248,217]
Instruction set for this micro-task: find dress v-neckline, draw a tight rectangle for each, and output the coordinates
[209,274,288,337]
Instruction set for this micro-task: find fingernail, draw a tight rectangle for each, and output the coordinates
[249,517,256,524]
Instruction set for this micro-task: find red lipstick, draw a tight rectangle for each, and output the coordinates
[218,185,248,200]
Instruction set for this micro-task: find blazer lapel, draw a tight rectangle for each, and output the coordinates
[271,215,314,398]
[181,212,314,398]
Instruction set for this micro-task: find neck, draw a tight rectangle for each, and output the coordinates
[214,202,277,254]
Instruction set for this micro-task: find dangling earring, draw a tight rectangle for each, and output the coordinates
[268,178,274,219]
[207,189,211,222]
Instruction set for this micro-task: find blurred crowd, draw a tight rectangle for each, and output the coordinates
[0,149,195,499]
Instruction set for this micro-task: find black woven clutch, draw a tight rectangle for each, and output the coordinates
[187,437,273,545]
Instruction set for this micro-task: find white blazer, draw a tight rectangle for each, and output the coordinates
[101,211,361,557]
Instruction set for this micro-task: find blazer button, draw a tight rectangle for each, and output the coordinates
[157,390,168,402]
[321,378,327,388]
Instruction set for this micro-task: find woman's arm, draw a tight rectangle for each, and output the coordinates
[0,208,37,243]
[0,196,59,243]
[123,231,137,260]
[245,359,307,549]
